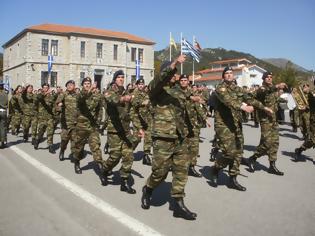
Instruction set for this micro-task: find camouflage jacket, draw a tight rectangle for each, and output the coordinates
[149,66,186,139]
[77,89,102,129]
[255,83,282,122]
[104,85,131,134]
[10,94,23,114]
[36,92,55,119]
[215,81,265,132]
[0,90,8,109]
[131,88,152,130]
[56,90,78,129]
[21,92,36,116]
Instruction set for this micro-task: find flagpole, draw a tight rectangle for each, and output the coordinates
[192,36,195,84]
[180,32,183,74]
[169,32,172,61]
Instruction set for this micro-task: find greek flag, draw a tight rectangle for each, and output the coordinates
[136,59,140,80]
[181,38,201,63]
[48,54,53,74]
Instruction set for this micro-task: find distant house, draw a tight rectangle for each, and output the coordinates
[2,23,155,89]
[194,58,266,88]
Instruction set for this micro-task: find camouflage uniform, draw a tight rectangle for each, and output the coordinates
[298,90,311,139]
[145,66,190,198]
[103,85,136,179]
[73,89,103,165]
[10,94,23,134]
[35,92,55,147]
[55,90,78,156]
[20,90,37,142]
[214,81,265,176]
[0,88,8,146]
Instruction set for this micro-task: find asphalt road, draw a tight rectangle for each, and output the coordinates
[0,114,314,236]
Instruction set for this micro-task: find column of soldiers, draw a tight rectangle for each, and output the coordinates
[1,55,314,221]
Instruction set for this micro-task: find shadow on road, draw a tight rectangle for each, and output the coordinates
[151,181,172,207]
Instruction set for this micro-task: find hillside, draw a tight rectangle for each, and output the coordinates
[154,45,311,79]
[262,58,310,73]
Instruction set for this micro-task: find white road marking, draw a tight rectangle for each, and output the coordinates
[10,146,163,236]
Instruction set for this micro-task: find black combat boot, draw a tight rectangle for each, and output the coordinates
[209,147,218,162]
[141,185,153,209]
[246,156,257,172]
[120,178,136,194]
[97,163,107,186]
[142,154,152,166]
[23,133,28,142]
[31,138,36,146]
[188,165,202,177]
[59,149,65,161]
[104,142,109,154]
[74,160,82,174]
[48,145,55,154]
[294,148,303,161]
[34,139,39,150]
[173,198,197,220]
[228,176,246,191]
[268,161,284,176]
[211,166,220,187]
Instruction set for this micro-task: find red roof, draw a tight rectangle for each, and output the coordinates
[196,66,244,74]
[3,23,155,47]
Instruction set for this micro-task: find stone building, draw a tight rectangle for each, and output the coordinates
[2,23,155,89]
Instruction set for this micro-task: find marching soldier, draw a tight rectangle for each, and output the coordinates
[33,83,56,153]
[10,85,23,135]
[73,77,106,186]
[211,67,272,191]
[0,83,8,148]
[131,78,153,165]
[103,70,142,193]
[56,80,78,161]
[247,72,286,175]
[298,83,311,140]
[141,55,198,220]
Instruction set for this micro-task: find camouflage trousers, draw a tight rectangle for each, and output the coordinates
[298,110,310,139]
[0,110,7,142]
[252,121,279,161]
[36,116,54,145]
[214,124,244,176]
[103,132,134,179]
[73,126,103,164]
[299,112,315,151]
[60,127,76,154]
[187,130,200,166]
[146,137,190,198]
[143,126,152,154]
[290,108,299,129]
[11,112,22,133]
[22,115,37,139]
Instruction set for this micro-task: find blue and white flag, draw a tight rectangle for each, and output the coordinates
[48,54,53,74]
[136,59,140,80]
[181,38,201,63]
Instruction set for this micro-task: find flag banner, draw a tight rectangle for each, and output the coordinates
[194,38,202,51]
[48,54,53,74]
[136,59,140,80]
[170,35,177,50]
[181,38,201,63]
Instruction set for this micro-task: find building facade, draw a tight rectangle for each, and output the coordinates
[2,24,155,89]
[194,58,266,88]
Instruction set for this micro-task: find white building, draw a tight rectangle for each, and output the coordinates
[194,58,266,88]
[2,23,155,89]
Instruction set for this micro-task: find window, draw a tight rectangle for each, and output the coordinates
[51,40,58,56]
[138,48,144,63]
[80,72,85,84]
[131,47,136,62]
[96,43,103,58]
[81,41,85,58]
[113,44,118,60]
[41,71,57,87]
[41,39,49,56]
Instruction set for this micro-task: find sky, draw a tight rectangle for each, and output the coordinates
[1,0,314,70]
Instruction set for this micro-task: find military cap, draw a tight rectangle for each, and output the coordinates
[41,83,50,88]
[112,70,125,83]
[179,74,189,80]
[65,80,75,87]
[262,71,273,80]
[222,66,233,78]
[81,77,92,86]
[136,78,145,85]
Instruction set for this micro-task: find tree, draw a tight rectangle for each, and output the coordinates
[274,61,298,89]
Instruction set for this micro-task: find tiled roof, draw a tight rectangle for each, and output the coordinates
[210,58,252,65]
[196,66,244,74]
[3,23,155,47]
